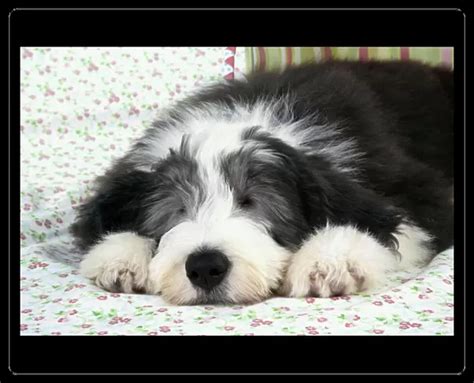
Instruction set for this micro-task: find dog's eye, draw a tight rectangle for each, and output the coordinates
[238,196,254,209]
[177,207,186,215]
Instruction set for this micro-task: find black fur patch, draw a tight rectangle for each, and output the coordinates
[71,60,453,257]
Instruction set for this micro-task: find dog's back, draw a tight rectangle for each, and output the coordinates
[190,60,453,180]
[248,60,453,180]
[323,61,453,180]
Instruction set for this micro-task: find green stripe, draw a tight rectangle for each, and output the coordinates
[332,47,359,60]
[245,47,254,73]
[256,47,261,70]
[367,47,378,59]
[369,47,388,60]
[409,47,441,66]
[270,48,283,71]
[299,47,316,64]
[390,47,402,60]
[368,47,400,61]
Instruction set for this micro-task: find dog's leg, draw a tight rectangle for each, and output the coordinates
[281,223,432,298]
[80,232,156,294]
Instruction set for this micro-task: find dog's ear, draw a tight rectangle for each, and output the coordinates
[69,168,155,250]
[300,157,403,250]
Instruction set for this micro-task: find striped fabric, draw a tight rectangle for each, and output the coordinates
[245,47,454,72]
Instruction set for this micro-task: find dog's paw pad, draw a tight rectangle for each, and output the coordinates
[79,232,154,294]
[95,265,147,294]
[348,266,366,290]
[304,261,367,298]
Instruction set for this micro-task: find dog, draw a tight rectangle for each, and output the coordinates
[69,60,454,305]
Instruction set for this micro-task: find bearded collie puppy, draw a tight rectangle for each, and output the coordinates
[69,60,454,305]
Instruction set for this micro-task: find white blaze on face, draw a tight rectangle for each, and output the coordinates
[145,126,292,304]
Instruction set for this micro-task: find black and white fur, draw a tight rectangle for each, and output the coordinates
[70,60,454,305]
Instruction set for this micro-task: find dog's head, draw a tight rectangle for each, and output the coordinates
[140,121,321,305]
[129,106,400,304]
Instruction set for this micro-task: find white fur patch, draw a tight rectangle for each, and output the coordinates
[394,222,433,269]
[147,218,291,305]
[125,96,361,176]
[80,232,155,293]
[282,224,399,298]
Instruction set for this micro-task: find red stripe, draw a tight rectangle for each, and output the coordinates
[323,47,332,60]
[441,47,453,68]
[359,47,369,61]
[224,47,236,80]
[400,47,410,61]
[286,47,292,66]
[258,47,266,70]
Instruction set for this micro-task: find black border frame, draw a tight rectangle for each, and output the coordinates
[8,7,467,376]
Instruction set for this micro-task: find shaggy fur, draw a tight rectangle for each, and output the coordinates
[69,60,453,305]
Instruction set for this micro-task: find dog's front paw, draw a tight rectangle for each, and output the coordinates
[80,232,155,294]
[281,225,398,298]
[283,259,370,298]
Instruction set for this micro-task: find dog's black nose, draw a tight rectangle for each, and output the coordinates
[185,248,230,291]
